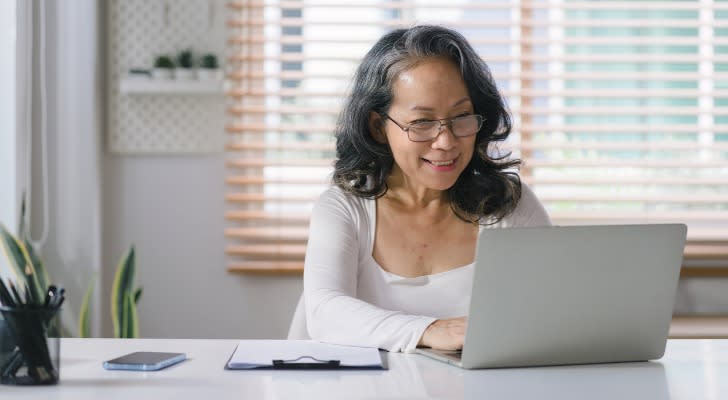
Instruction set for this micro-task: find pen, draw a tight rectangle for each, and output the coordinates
[8,281,24,308]
[272,360,341,369]
[23,283,33,305]
[44,285,56,308]
[50,288,65,310]
[0,279,17,307]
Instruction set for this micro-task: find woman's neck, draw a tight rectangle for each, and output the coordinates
[384,172,448,209]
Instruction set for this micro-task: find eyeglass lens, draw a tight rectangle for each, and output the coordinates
[409,115,481,140]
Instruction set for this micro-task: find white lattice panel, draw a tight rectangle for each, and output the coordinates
[108,0,226,153]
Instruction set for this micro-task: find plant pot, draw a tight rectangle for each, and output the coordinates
[0,315,15,356]
[151,68,174,80]
[197,68,221,81]
[174,68,195,80]
[0,307,60,385]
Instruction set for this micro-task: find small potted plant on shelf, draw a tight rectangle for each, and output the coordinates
[151,55,175,80]
[197,53,220,81]
[174,49,195,80]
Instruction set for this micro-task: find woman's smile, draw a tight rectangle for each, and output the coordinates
[422,155,460,171]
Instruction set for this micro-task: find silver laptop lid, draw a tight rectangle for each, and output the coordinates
[461,224,687,369]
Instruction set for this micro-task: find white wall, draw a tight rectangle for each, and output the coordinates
[0,0,17,284]
[0,0,16,232]
[102,155,303,339]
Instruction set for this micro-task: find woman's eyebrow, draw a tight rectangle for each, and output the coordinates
[410,97,472,111]
[453,97,472,107]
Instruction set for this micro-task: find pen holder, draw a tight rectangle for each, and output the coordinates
[0,307,60,385]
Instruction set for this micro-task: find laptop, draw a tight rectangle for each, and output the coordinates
[416,224,687,369]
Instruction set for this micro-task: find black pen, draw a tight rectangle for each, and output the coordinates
[54,296,65,310]
[23,283,33,306]
[8,281,24,308]
[44,285,57,308]
[0,279,16,307]
[49,288,65,310]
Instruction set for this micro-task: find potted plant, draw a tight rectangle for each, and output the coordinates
[174,49,195,80]
[197,53,221,81]
[151,55,175,80]
[0,198,142,339]
[78,247,142,338]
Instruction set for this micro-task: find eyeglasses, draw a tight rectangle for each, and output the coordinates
[381,113,484,142]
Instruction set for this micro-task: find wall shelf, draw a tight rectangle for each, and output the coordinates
[109,0,226,153]
[119,78,223,95]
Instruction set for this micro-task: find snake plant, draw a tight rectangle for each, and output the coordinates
[77,273,95,338]
[0,198,50,303]
[1,198,142,338]
[78,246,142,338]
[110,246,142,338]
[1,200,66,339]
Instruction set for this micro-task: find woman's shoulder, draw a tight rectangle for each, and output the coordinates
[314,185,373,218]
[484,181,551,228]
[317,185,368,205]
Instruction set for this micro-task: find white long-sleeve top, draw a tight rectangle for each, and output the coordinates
[303,183,551,353]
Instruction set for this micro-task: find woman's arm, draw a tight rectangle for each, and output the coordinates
[303,189,436,352]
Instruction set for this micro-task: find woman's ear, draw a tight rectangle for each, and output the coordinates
[368,111,388,144]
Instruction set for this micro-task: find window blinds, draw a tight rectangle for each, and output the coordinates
[226,0,728,273]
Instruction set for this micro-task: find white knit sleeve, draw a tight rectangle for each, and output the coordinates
[509,182,552,227]
[303,188,436,353]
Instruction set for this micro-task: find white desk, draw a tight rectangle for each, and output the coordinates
[4,338,728,399]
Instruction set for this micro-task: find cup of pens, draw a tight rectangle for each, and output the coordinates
[0,280,64,385]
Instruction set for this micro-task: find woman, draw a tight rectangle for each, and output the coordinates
[303,25,551,353]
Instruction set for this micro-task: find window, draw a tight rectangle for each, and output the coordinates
[225,1,728,273]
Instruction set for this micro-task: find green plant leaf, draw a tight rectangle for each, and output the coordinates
[78,276,96,338]
[15,196,50,297]
[111,246,136,338]
[0,223,42,304]
[23,238,50,293]
[121,291,139,338]
[17,193,27,239]
[0,223,28,281]
[133,288,143,304]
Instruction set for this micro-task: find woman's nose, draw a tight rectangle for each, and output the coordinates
[430,124,457,150]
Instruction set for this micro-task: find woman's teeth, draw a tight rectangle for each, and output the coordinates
[427,159,454,166]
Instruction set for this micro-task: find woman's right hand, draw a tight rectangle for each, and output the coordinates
[418,317,467,350]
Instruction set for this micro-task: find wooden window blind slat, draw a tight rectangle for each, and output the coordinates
[226,142,334,151]
[226,159,332,168]
[226,193,318,203]
[225,227,309,241]
[226,244,307,258]
[225,210,309,222]
[226,177,329,186]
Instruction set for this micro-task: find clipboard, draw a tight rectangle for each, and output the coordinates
[224,340,386,370]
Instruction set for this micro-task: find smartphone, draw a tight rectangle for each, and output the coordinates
[103,351,186,371]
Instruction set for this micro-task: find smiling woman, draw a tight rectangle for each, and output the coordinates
[302,26,551,353]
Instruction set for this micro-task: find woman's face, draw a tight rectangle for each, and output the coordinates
[375,57,476,193]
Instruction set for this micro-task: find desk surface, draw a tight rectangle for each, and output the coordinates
[4,338,727,400]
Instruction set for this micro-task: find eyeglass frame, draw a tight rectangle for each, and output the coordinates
[379,113,485,142]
